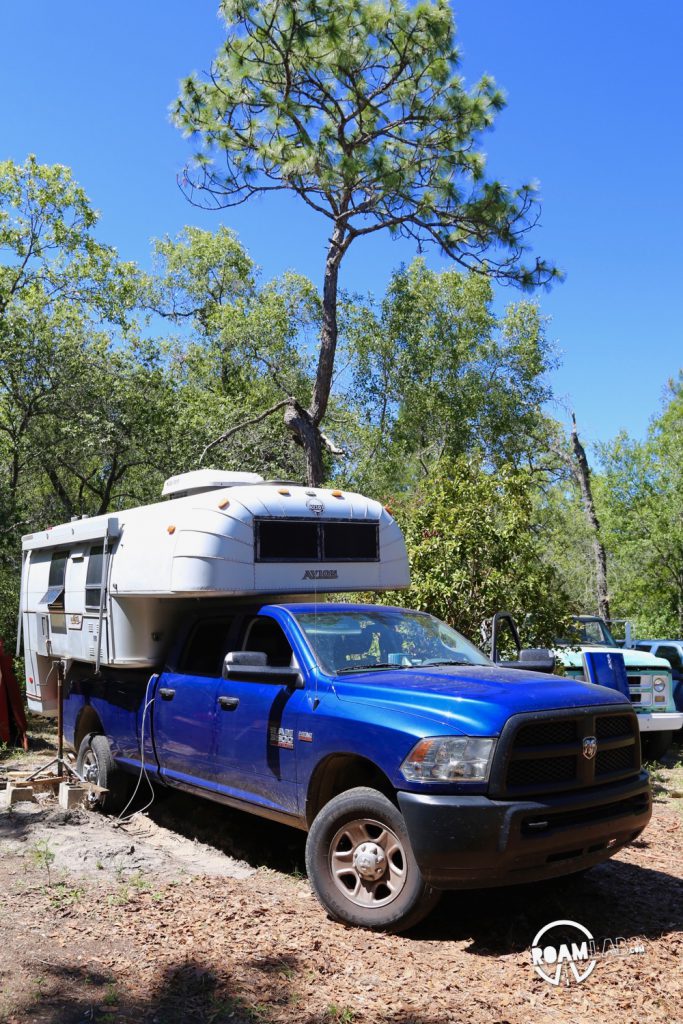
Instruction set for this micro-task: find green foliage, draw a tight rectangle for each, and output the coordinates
[371,457,572,647]
[30,838,56,885]
[532,482,596,614]
[598,376,683,636]
[145,226,321,478]
[340,259,556,493]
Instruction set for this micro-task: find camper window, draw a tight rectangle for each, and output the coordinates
[254,519,379,563]
[43,550,68,605]
[42,549,69,635]
[85,545,104,609]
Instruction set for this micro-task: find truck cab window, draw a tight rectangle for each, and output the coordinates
[242,617,293,667]
[180,619,235,677]
[658,645,683,671]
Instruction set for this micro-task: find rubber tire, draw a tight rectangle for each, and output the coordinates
[76,733,132,814]
[641,730,673,762]
[305,786,441,933]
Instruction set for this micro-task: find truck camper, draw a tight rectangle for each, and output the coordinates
[18,472,652,933]
[19,470,408,714]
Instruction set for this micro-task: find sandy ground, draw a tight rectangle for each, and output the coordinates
[0,718,682,1024]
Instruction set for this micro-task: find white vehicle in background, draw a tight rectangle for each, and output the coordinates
[555,615,683,760]
[632,639,683,726]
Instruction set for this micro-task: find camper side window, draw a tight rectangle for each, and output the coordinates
[85,545,104,609]
[46,550,69,635]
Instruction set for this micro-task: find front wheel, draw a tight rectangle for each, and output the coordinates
[305,786,441,932]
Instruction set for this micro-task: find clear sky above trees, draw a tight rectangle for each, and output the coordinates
[1,0,681,445]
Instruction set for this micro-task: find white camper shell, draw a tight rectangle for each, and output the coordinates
[19,471,409,714]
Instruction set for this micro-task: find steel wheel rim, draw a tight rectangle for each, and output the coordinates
[81,748,101,807]
[328,816,407,908]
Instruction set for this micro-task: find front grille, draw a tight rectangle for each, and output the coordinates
[596,715,633,738]
[492,708,640,799]
[627,675,642,687]
[508,755,575,788]
[515,720,577,746]
[596,745,637,775]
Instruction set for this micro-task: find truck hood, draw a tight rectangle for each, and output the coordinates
[332,664,629,735]
[555,646,671,671]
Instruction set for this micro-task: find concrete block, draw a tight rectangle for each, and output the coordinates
[1,784,34,806]
[58,782,86,810]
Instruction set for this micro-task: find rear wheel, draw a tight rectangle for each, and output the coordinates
[76,733,131,814]
[641,730,673,762]
[305,786,441,932]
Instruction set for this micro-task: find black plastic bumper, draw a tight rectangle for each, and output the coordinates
[397,771,651,889]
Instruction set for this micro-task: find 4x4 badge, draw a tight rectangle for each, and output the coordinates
[582,736,597,759]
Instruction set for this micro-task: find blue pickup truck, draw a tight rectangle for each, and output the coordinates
[64,601,651,932]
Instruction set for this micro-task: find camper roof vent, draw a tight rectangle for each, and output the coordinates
[162,470,265,499]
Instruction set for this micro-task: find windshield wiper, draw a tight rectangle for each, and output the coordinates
[418,658,470,667]
[337,662,407,674]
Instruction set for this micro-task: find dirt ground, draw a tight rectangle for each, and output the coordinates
[1,717,682,1024]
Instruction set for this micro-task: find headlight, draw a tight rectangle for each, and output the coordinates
[652,677,667,692]
[400,736,496,782]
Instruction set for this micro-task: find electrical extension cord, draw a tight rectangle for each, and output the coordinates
[114,673,158,825]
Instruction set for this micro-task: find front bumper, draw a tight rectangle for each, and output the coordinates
[398,772,651,890]
[636,712,683,733]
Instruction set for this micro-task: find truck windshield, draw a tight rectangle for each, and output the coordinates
[293,608,490,675]
[558,617,618,647]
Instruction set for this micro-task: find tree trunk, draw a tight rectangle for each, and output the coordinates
[283,401,324,487]
[310,226,345,429]
[284,224,346,486]
[570,415,611,621]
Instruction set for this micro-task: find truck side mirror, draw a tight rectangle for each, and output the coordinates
[496,648,556,674]
[518,648,556,674]
[222,651,303,687]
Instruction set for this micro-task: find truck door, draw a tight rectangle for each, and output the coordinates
[152,617,235,788]
[212,613,303,815]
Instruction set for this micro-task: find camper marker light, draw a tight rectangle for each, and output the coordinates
[401,736,496,782]
[331,490,344,498]
[167,525,176,534]
[217,498,230,509]
[278,488,290,495]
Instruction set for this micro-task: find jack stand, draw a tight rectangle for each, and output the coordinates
[25,659,85,786]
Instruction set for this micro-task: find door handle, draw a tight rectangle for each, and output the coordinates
[158,687,176,700]
[218,695,240,711]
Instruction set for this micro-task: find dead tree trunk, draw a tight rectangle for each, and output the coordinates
[570,414,611,621]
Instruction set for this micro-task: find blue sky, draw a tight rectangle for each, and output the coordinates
[1,1,681,447]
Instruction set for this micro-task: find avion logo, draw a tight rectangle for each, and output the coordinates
[302,569,338,580]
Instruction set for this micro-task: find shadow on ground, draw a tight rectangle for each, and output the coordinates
[8,955,457,1024]
[144,786,682,954]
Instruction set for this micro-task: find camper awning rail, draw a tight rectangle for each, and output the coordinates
[22,517,121,552]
